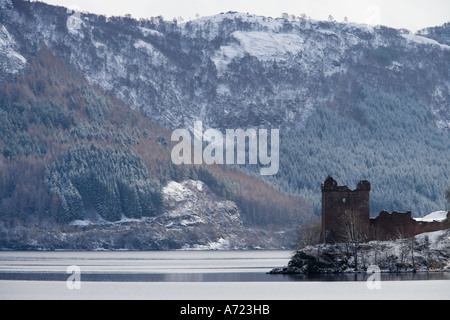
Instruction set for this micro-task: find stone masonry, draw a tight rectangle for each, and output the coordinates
[321,176,450,243]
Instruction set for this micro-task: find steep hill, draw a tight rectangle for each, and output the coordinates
[0,0,449,222]
[0,47,313,249]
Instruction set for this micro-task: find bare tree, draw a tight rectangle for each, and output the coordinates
[407,237,416,270]
[396,228,409,270]
[421,235,431,270]
[296,221,321,249]
[338,210,368,271]
[372,242,385,266]
[395,228,416,271]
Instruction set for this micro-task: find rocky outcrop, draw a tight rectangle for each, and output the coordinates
[271,229,450,274]
[0,180,298,250]
[0,25,26,79]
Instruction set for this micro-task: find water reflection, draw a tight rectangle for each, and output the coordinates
[0,271,448,282]
[0,251,448,283]
[285,272,450,282]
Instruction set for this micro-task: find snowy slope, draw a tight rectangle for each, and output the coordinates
[212,31,304,70]
[415,211,449,222]
[0,25,26,78]
[401,34,450,50]
[1,3,449,131]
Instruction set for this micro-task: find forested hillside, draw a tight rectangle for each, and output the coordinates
[0,0,446,217]
[0,48,169,226]
[268,86,450,216]
[0,48,313,248]
[0,0,449,249]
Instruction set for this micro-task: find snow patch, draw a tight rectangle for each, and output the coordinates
[234,31,304,61]
[436,120,450,130]
[216,84,231,96]
[0,25,27,76]
[139,27,163,37]
[69,220,93,227]
[387,61,402,71]
[402,34,450,50]
[69,216,154,227]
[163,180,196,203]
[134,40,156,53]
[344,22,376,34]
[93,40,106,49]
[415,211,449,222]
[133,40,167,65]
[183,238,231,251]
[67,13,84,38]
[188,12,284,33]
[212,31,304,70]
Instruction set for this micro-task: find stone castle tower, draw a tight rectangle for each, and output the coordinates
[321,176,371,243]
[321,176,449,243]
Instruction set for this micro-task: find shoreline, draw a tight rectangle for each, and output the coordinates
[269,267,450,275]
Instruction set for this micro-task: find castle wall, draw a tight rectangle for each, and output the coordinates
[370,211,416,240]
[321,176,450,243]
[370,211,450,240]
[414,216,450,235]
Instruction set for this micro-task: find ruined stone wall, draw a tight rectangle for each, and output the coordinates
[321,176,450,243]
[370,211,450,240]
[370,211,417,240]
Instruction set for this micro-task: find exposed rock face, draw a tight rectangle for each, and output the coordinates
[157,180,246,249]
[162,180,241,228]
[0,25,26,79]
[154,180,298,250]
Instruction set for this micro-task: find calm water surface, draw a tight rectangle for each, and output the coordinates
[0,251,448,282]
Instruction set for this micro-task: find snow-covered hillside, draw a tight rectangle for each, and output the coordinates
[1,0,448,137]
[0,179,297,250]
[1,3,449,130]
[0,0,449,229]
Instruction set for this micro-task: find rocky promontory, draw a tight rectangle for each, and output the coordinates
[271,229,450,274]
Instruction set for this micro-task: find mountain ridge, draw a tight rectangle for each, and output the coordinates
[0,0,449,233]
[1,1,449,131]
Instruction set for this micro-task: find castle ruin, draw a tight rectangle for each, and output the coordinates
[321,176,450,243]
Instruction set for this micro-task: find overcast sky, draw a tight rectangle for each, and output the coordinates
[35,0,449,32]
